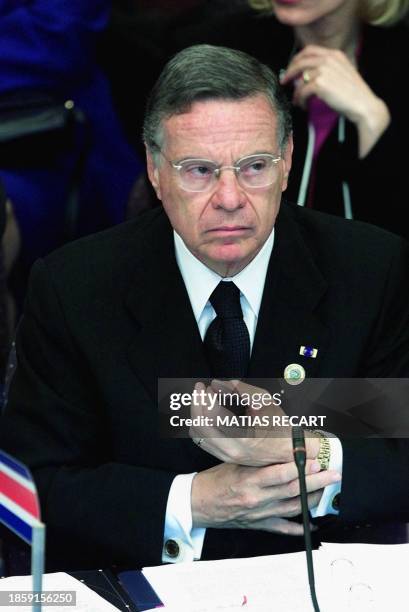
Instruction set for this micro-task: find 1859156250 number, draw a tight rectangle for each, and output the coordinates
[0,591,76,606]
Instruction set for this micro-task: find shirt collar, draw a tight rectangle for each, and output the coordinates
[174,229,275,322]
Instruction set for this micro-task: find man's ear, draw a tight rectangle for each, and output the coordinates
[281,133,293,193]
[146,148,162,200]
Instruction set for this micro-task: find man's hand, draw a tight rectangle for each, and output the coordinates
[190,380,320,466]
[280,45,390,157]
[191,460,341,535]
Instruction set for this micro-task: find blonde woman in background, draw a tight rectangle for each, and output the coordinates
[170,0,409,237]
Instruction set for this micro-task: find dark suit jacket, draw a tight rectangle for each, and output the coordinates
[1,201,409,570]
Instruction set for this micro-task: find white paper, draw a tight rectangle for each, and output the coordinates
[0,572,121,612]
[142,543,409,612]
[318,542,409,611]
[144,551,325,611]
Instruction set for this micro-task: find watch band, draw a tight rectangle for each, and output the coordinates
[313,430,331,470]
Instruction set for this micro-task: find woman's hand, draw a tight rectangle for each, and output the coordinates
[280,45,390,157]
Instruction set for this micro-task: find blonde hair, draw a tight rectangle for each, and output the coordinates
[248,0,273,13]
[248,0,409,25]
[361,0,409,25]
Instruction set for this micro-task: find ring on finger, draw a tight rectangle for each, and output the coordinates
[302,70,311,84]
[196,438,204,447]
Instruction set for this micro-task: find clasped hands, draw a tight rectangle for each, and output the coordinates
[190,380,341,535]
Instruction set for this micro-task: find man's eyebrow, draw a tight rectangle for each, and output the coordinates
[175,156,216,162]
[174,151,277,163]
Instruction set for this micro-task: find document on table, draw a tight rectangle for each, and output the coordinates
[318,542,409,610]
[0,572,121,612]
[142,542,409,612]
[144,551,325,611]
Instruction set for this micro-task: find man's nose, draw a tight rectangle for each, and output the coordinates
[210,169,246,210]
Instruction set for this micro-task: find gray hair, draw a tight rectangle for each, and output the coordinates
[143,44,292,161]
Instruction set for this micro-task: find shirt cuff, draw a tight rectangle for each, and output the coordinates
[310,435,343,518]
[162,473,206,563]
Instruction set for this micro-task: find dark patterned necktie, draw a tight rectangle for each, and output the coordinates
[204,281,250,379]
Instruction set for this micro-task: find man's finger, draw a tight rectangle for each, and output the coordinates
[257,458,324,487]
[264,517,305,536]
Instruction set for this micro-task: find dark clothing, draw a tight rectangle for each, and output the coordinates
[99,1,250,155]
[0,182,5,237]
[1,202,409,570]
[0,183,8,380]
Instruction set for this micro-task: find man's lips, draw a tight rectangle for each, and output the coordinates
[207,226,251,233]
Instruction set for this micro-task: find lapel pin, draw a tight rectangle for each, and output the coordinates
[284,363,305,385]
[299,345,318,359]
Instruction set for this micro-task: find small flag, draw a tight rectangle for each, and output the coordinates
[0,449,42,545]
[299,345,318,359]
[0,450,46,611]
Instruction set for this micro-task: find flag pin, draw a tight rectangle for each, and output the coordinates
[284,363,306,385]
[299,345,318,358]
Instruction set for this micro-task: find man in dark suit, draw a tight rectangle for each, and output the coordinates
[1,45,409,572]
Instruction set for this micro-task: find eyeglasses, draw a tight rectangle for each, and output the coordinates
[156,148,282,192]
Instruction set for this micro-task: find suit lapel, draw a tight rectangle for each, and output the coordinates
[124,211,214,469]
[125,211,210,402]
[249,203,329,379]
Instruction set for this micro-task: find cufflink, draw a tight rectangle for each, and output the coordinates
[332,493,340,511]
[164,539,180,559]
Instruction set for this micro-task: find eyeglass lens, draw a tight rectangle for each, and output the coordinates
[177,154,280,192]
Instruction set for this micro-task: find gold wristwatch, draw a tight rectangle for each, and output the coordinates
[313,430,331,470]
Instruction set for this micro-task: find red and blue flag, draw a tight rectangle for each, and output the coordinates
[0,449,42,544]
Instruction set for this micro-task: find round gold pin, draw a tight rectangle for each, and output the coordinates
[284,363,306,385]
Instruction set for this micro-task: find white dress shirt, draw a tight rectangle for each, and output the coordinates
[162,230,342,563]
